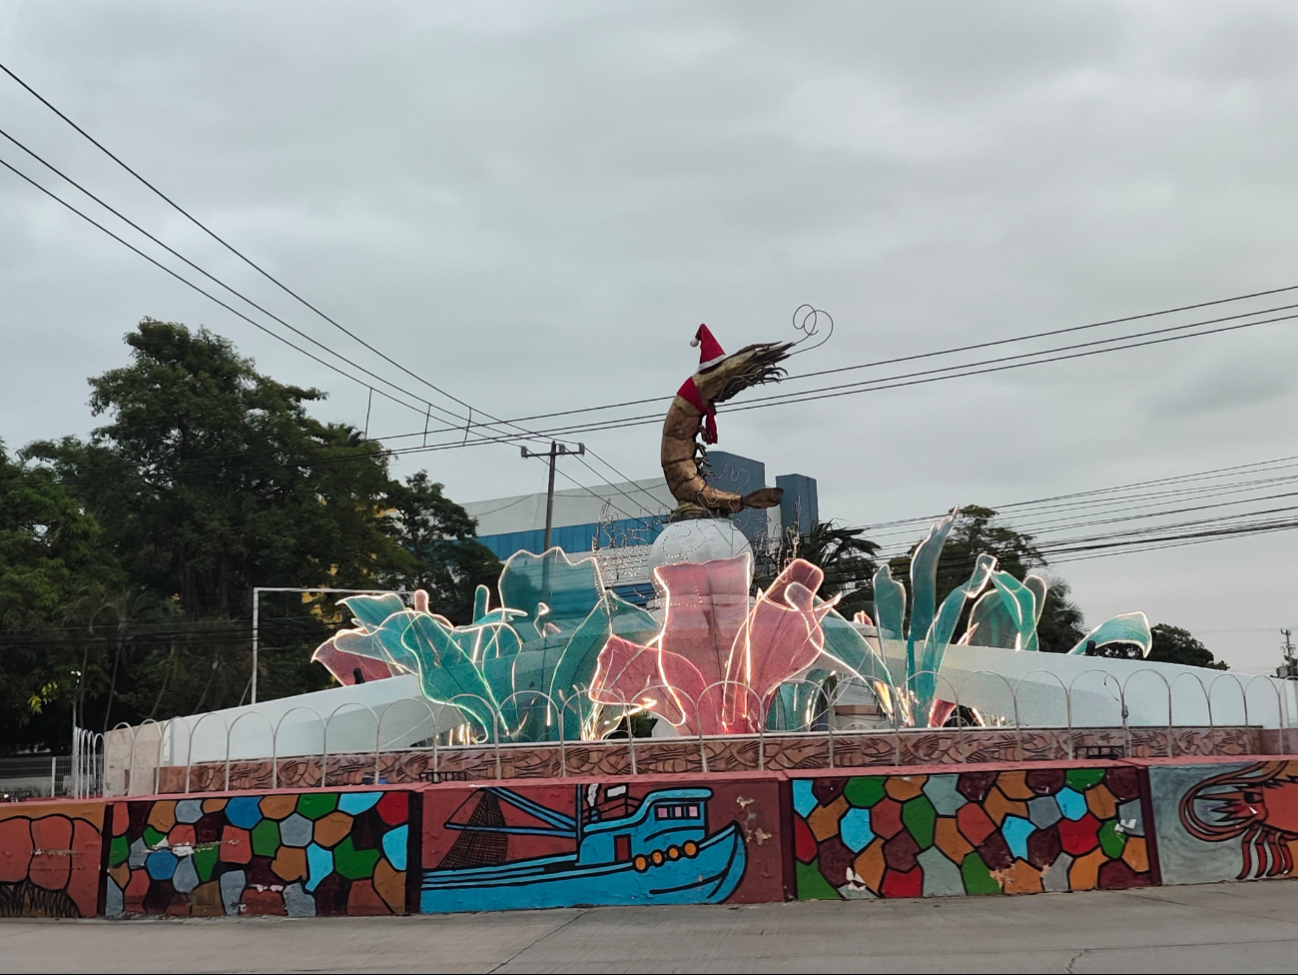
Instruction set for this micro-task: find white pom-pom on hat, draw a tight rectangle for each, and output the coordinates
[691,324,726,368]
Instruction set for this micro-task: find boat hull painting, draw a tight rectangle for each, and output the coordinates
[421,822,747,913]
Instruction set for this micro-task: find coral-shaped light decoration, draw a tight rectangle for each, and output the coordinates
[588,555,839,736]
[310,550,658,742]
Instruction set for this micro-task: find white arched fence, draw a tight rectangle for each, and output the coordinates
[92,656,1298,797]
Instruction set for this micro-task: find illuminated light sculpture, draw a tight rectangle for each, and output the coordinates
[311,549,659,742]
[873,509,1153,727]
[312,591,411,685]
[589,556,845,735]
[306,312,1151,740]
[310,509,1154,739]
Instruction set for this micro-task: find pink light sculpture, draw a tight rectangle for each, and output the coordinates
[588,555,837,736]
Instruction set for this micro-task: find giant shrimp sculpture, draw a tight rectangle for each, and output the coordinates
[661,324,791,519]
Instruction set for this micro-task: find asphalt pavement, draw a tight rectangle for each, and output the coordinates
[4,882,1298,973]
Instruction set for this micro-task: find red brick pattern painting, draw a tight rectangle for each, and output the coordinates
[0,801,106,917]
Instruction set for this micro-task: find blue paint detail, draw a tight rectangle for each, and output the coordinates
[224,795,264,830]
[839,807,873,853]
[421,787,746,913]
[339,792,382,815]
[1056,788,1088,822]
[1001,816,1036,861]
[383,825,409,871]
[792,780,818,818]
[305,843,333,893]
[145,850,177,881]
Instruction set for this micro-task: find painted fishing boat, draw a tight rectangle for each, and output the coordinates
[420,786,746,913]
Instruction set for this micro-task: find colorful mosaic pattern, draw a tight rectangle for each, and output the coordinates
[0,802,105,917]
[793,767,1152,898]
[106,791,409,916]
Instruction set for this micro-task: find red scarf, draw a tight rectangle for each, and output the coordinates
[677,377,717,444]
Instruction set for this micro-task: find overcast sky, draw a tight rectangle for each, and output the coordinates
[2,1,1296,673]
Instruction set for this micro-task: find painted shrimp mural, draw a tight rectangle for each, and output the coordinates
[1179,760,1298,879]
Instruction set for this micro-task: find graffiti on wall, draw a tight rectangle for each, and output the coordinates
[106,791,409,916]
[1150,760,1298,885]
[0,802,104,917]
[419,778,783,912]
[793,767,1152,898]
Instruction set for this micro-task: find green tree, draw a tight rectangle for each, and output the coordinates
[26,319,414,719]
[787,520,880,618]
[888,506,1087,653]
[1150,624,1226,669]
[381,470,503,624]
[0,442,121,751]
[1089,623,1227,670]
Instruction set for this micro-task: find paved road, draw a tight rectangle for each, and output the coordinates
[4,883,1298,973]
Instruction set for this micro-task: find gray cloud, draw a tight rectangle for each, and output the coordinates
[1,0,1296,670]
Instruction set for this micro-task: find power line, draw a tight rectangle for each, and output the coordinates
[582,447,673,513]
[366,294,1298,444]
[0,152,632,501]
[786,284,1298,383]
[0,60,573,453]
[865,471,1298,546]
[0,125,473,429]
[0,154,429,421]
[363,301,1298,451]
[10,62,1298,550]
[0,113,650,512]
[878,459,1298,528]
[571,453,665,519]
[14,58,1298,461]
[861,454,1298,536]
[724,308,1298,413]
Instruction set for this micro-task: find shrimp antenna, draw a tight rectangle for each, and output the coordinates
[788,304,834,356]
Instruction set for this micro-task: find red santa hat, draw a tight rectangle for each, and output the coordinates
[690,324,727,370]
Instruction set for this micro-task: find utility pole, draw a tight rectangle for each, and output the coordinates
[520,441,585,550]
[1279,628,1297,680]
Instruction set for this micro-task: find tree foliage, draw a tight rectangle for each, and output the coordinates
[1088,623,1226,670]
[0,444,121,748]
[884,505,1087,654]
[380,470,502,625]
[0,319,493,751]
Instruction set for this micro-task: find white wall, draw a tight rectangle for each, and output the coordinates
[840,637,1298,729]
[136,676,463,769]
[463,477,674,535]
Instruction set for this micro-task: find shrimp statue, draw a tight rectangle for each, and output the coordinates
[1179,760,1298,878]
[661,324,791,519]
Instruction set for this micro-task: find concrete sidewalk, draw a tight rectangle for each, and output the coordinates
[3,883,1298,973]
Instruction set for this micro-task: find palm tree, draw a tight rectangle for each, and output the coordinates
[756,519,880,619]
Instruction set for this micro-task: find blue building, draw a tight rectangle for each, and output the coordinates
[461,451,818,601]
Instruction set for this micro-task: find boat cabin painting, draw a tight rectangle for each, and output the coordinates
[419,775,786,912]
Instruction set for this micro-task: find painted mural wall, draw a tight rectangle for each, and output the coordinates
[1148,759,1298,885]
[0,801,105,917]
[106,791,410,916]
[11,755,1298,920]
[418,774,784,912]
[791,766,1153,899]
